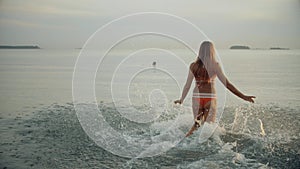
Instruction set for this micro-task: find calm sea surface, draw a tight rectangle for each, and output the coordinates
[0,49,299,117]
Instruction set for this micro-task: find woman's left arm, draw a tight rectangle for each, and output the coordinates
[216,63,255,103]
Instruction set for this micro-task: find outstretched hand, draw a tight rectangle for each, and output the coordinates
[243,95,256,103]
[174,99,182,104]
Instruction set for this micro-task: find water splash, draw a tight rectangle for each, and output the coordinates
[258,118,266,137]
[1,102,299,168]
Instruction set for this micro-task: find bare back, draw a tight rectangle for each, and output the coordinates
[190,61,217,94]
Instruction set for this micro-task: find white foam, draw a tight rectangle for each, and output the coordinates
[232,153,246,165]
[197,122,218,144]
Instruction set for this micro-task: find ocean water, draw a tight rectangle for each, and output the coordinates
[0,49,299,168]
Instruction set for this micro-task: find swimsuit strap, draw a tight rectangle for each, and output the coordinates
[195,78,215,84]
[193,93,216,98]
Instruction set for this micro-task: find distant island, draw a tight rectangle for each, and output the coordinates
[230,45,250,50]
[270,47,289,50]
[0,45,40,49]
[230,45,290,50]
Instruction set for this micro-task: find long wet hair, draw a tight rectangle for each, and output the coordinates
[191,41,218,78]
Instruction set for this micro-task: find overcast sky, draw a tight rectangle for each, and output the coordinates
[0,0,299,49]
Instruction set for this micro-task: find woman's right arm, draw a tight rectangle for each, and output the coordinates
[174,65,194,104]
[216,63,255,103]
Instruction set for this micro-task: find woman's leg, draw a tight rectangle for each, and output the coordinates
[185,98,217,137]
[185,98,202,137]
[203,99,217,123]
[192,98,201,119]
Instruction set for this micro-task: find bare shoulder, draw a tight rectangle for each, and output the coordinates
[190,62,196,69]
[215,62,222,70]
[215,62,225,75]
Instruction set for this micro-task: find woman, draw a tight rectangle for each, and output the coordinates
[174,41,255,137]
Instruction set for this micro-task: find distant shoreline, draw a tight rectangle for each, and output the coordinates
[0,45,40,49]
[269,47,289,50]
[230,45,250,50]
[230,45,290,50]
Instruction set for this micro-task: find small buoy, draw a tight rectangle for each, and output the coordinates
[152,61,156,67]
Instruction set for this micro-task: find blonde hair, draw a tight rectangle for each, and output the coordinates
[197,41,218,77]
